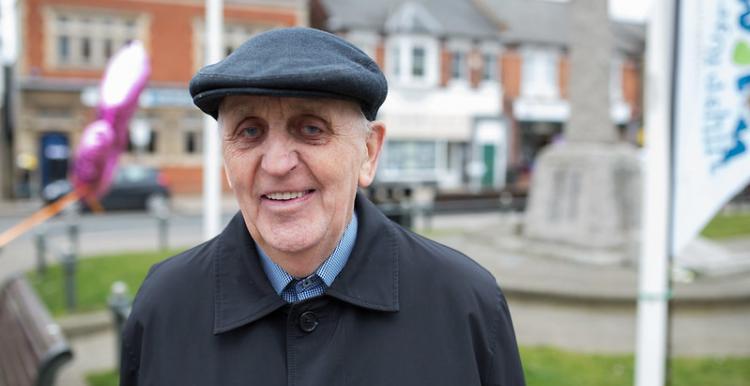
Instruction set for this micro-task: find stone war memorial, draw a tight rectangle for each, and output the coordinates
[465,0,750,361]
[523,0,641,265]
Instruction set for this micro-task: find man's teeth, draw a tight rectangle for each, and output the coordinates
[265,191,306,200]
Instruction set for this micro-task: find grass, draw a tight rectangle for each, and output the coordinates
[26,249,183,316]
[85,346,750,386]
[26,249,746,386]
[521,346,750,386]
[701,211,750,239]
[86,370,119,386]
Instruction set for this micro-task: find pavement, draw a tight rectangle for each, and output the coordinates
[1,196,750,385]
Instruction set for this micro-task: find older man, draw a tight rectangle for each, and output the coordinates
[120,28,524,386]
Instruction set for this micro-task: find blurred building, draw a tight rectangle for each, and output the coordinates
[11,0,643,198]
[16,0,305,195]
[313,0,644,193]
[313,0,506,192]
[478,0,644,192]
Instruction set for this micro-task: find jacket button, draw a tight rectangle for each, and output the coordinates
[299,311,318,333]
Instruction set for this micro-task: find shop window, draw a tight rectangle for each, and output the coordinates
[383,140,437,172]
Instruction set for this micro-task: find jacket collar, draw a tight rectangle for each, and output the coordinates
[213,193,399,334]
[325,194,400,312]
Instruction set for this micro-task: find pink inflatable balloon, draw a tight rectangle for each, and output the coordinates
[72,41,151,198]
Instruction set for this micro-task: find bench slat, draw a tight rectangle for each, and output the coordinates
[0,276,73,386]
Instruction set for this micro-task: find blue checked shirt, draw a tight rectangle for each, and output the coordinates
[256,212,358,303]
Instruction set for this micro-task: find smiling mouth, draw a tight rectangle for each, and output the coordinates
[263,190,315,201]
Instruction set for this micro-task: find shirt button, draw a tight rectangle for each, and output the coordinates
[299,311,319,333]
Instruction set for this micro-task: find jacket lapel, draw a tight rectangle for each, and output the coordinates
[326,194,400,312]
[212,212,287,334]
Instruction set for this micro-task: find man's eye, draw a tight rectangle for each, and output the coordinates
[301,125,323,137]
[240,126,262,138]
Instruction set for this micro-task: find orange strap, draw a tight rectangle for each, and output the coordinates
[0,190,80,248]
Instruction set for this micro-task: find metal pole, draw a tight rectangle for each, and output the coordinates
[35,225,47,275]
[202,0,223,240]
[157,213,168,251]
[65,204,80,257]
[108,281,131,370]
[61,250,77,311]
[635,1,677,385]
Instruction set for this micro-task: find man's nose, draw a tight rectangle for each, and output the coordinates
[260,136,299,176]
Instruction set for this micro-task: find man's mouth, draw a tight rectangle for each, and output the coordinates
[263,190,314,201]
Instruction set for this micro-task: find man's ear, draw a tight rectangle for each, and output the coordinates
[358,121,386,188]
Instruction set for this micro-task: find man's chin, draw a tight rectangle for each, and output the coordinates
[258,226,325,256]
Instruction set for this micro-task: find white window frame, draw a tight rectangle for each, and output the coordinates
[44,7,149,70]
[479,41,501,84]
[520,45,561,99]
[451,50,467,80]
[385,34,439,87]
[446,39,472,84]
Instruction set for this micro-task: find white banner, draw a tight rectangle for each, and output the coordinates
[672,0,750,255]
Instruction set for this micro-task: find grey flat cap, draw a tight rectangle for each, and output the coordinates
[189,27,388,121]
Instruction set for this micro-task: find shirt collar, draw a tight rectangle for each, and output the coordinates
[256,212,358,294]
[212,194,398,335]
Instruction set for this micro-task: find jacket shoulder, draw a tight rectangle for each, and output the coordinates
[392,224,501,297]
[131,239,216,314]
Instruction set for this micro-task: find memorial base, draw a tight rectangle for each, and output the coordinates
[523,142,642,265]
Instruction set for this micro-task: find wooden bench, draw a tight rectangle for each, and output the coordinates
[0,275,73,386]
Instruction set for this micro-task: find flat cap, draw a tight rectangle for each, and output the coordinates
[189,27,388,121]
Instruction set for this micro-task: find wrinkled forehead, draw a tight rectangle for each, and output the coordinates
[218,95,364,122]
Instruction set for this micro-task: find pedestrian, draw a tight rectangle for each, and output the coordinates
[120,27,525,386]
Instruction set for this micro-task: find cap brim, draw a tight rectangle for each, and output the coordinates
[193,87,362,120]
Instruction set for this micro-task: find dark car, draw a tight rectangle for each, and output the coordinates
[42,165,171,212]
[96,165,171,212]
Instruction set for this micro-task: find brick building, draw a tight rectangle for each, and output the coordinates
[314,0,644,193]
[16,0,305,195]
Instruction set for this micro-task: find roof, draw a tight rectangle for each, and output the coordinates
[319,0,500,40]
[476,0,645,55]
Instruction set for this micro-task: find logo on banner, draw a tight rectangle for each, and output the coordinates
[708,1,750,171]
[704,1,750,172]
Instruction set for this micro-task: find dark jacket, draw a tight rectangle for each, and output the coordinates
[120,194,525,386]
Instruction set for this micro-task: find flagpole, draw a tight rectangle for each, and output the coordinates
[202,0,223,240]
[635,0,678,385]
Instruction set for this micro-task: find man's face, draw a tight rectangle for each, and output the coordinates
[219,95,384,274]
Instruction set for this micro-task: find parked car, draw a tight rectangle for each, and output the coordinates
[97,165,171,212]
[42,165,171,212]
